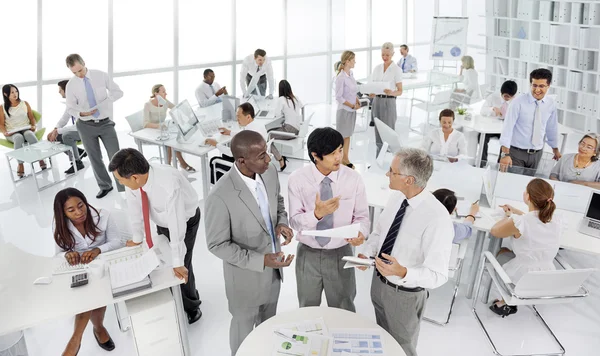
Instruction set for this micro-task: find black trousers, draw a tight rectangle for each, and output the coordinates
[156,207,202,314]
[480,133,501,168]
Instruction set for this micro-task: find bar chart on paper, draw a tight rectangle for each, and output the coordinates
[330,329,385,355]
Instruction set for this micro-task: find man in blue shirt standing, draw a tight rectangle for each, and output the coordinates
[498,68,561,173]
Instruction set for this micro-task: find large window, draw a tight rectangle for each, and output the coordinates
[178,66,233,108]
[288,56,328,105]
[372,1,404,46]
[113,0,173,72]
[332,0,369,50]
[236,0,284,60]
[0,0,37,84]
[287,0,328,55]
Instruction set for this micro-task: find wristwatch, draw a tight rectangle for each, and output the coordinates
[500,151,510,159]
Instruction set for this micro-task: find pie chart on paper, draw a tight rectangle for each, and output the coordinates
[450,46,461,57]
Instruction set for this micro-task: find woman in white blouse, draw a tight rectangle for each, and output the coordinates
[454,55,481,104]
[421,109,467,162]
[143,84,195,172]
[53,188,124,355]
[268,80,304,140]
[488,178,561,317]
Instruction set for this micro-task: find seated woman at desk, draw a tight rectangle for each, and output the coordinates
[0,84,47,177]
[421,109,467,162]
[268,79,304,140]
[488,178,561,317]
[53,187,124,355]
[550,133,600,189]
[433,188,479,243]
[143,84,195,172]
[451,55,481,107]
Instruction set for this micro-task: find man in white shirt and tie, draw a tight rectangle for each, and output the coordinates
[109,148,203,325]
[358,148,453,356]
[397,45,418,73]
[65,54,124,199]
[195,69,227,107]
[47,79,87,174]
[499,68,561,174]
[240,48,274,98]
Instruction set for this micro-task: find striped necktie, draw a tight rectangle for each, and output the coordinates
[377,199,409,276]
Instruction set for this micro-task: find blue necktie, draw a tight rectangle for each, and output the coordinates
[316,177,333,247]
[402,59,406,71]
[377,199,409,276]
[83,76,100,118]
[256,180,276,253]
[71,116,75,124]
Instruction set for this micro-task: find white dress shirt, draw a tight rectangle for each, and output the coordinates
[240,54,274,96]
[371,62,403,91]
[234,163,268,207]
[65,69,123,121]
[126,164,199,268]
[364,190,454,289]
[422,128,467,157]
[55,104,78,134]
[458,68,481,101]
[480,92,506,117]
[232,119,268,141]
[195,81,223,107]
[397,54,418,72]
[54,208,124,256]
[276,96,303,130]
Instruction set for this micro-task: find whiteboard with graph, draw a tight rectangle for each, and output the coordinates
[430,17,469,60]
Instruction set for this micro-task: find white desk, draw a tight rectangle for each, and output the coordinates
[0,242,191,355]
[401,71,461,91]
[455,115,577,167]
[236,306,406,356]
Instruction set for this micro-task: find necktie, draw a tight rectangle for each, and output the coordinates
[83,76,100,118]
[71,116,75,124]
[377,199,409,276]
[257,66,261,73]
[532,101,543,148]
[500,101,508,117]
[256,180,277,253]
[316,177,333,247]
[140,187,154,249]
[402,58,406,71]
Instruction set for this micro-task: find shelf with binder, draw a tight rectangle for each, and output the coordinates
[493,17,600,30]
[495,18,511,38]
[509,40,521,59]
[511,20,530,40]
[490,0,509,18]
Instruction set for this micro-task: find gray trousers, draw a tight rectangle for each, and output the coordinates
[6,130,38,164]
[371,272,427,356]
[76,119,124,192]
[229,270,280,356]
[296,243,356,312]
[506,146,544,176]
[372,97,397,155]
[58,130,82,161]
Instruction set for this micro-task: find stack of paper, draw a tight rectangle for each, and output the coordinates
[272,318,332,356]
[109,248,159,297]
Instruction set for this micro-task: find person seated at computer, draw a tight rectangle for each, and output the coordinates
[433,188,479,243]
[479,80,518,167]
[550,133,600,189]
[144,84,196,173]
[488,178,561,317]
[397,44,417,73]
[0,84,46,178]
[421,109,467,162]
[195,69,227,107]
[453,56,481,104]
[47,80,87,175]
[205,102,288,171]
[53,187,124,355]
[268,80,304,140]
[240,48,274,98]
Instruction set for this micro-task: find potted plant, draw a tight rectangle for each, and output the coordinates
[456,107,469,120]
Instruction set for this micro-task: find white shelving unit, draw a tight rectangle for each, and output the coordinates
[485,0,600,133]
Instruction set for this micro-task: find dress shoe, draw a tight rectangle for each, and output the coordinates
[64,160,85,175]
[369,121,375,127]
[93,330,115,351]
[187,309,202,324]
[96,187,114,199]
[79,148,87,159]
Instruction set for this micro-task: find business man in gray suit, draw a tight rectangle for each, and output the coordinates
[205,131,295,356]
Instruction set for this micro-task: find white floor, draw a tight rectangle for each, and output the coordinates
[2,109,600,356]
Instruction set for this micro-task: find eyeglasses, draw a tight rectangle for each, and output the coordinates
[579,141,596,151]
[531,84,548,89]
[388,167,410,178]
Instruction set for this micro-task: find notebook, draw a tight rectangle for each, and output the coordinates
[106,246,158,298]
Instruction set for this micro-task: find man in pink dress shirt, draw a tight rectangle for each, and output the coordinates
[288,127,370,312]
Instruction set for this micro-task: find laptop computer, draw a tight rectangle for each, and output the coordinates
[578,191,600,238]
[248,96,278,119]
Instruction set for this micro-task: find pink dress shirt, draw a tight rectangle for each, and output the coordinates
[288,164,370,249]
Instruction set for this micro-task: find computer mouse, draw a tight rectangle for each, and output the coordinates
[33,276,52,285]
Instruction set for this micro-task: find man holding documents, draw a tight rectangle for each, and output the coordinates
[108,148,203,324]
[205,131,294,356]
[369,42,403,155]
[288,127,370,312]
[358,148,453,356]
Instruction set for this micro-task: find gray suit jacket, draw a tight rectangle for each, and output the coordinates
[205,164,289,308]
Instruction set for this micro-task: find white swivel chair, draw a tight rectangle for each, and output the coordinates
[472,251,594,356]
[374,117,402,153]
[126,110,164,162]
[408,89,453,132]
[423,240,469,326]
[268,113,314,156]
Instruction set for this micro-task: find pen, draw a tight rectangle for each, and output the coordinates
[473,200,479,205]
[274,330,296,342]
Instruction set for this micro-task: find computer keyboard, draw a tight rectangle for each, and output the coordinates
[588,220,600,230]
[53,261,87,275]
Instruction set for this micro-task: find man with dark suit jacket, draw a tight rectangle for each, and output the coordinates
[204,130,294,356]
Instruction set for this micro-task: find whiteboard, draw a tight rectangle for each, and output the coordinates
[430,17,469,60]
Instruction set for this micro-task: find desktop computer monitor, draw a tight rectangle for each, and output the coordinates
[169,99,199,142]
[221,95,240,126]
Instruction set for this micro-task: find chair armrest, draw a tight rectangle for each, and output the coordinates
[484,251,514,286]
[268,131,297,139]
[554,252,574,270]
[457,240,469,260]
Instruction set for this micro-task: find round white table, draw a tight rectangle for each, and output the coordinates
[236,306,406,356]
